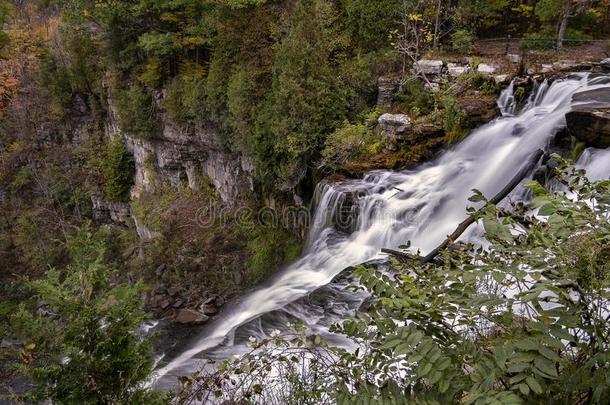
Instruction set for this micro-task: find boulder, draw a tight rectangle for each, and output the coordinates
[175,308,209,325]
[506,54,522,64]
[566,106,610,148]
[601,58,610,72]
[415,60,444,75]
[447,63,468,77]
[378,114,413,150]
[493,74,510,85]
[477,63,497,75]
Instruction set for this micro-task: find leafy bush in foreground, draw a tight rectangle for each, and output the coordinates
[179,159,610,404]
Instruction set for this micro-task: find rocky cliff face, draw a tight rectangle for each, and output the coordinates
[106,95,254,207]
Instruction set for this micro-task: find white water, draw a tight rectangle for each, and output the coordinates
[153,73,610,387]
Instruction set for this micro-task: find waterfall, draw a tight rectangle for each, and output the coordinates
[497,79,516,115]
[153,73,610,387]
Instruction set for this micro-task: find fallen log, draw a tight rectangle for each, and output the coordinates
[382,148,545,265]
[380,248,415,261]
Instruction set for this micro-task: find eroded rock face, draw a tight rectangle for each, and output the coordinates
[459,95,500,126]
[91,196,131,226]
[106,96,254,206]
[377,76,399,108]
[566,107,610,148]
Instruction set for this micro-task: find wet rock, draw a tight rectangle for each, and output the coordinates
[566,106,610,148]
[172,299,185,309]
[378,114,413,150]
[601,58,610,72]
[377,76,399,108]
[572,87,610,104]
[415,60,444,75]
[200,304,219,316]
[175,309,209,325]
[477,63,497,75]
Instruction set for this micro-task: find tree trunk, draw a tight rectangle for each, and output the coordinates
[433,0,442,50]
[556,0,572,50]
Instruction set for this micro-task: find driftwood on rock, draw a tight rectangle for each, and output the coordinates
[383,149,545,265]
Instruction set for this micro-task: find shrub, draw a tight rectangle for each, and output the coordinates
[394,79,435,117]
[246,226,301,286]
[450,29,475,53]
[440,95,467,143]
[463,71,501,95]
[321,122,381,167]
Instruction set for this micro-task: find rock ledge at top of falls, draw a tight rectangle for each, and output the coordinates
[378,113,413,150]
[566,86,610,149]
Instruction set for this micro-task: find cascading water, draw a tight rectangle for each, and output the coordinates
[153,73,610,388]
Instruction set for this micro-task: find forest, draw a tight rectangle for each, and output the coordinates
[0,0,610,404]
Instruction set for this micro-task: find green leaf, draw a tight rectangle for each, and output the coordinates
[518,382,530,395]
[526,376,543,394]
[533,357,558,378]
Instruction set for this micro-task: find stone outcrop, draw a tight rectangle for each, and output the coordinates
[552,60,593,72]
[458,95,500,126]
[378,113,413,150]
[106,95,254,206]
[377,76,399,108]
[415,60,444,75]
[91,195,131,226]
[477,63,497,75]
[447,63,469,77]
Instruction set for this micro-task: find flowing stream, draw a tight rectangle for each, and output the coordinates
[153,73,610,388]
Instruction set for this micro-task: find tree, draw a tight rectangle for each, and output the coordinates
[254,0,348,189]
[0,0,10,54]
[101,136,135,202]
[24,226,166,404]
